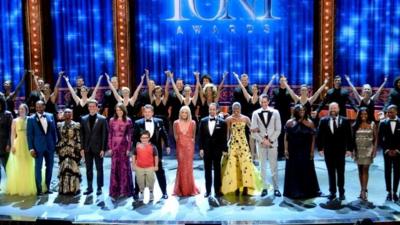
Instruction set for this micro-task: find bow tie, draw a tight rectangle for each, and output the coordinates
[145,119,152,122]
[38,114,44,118]
[262,110,268,113]
[209,118,216,121]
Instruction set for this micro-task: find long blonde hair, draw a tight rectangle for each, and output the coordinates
[179,105,192,122]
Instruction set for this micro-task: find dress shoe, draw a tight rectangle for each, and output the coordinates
[44,190,53,194]
[162,194,168,199]
[274,190,282,197]
[393,193,399,202]
[386,193,393,201]
[215,192,223,198]
[37,192,43,196]
[204,192,211,198]
[83,189,93,195]
[261,189,268,197]
[96,188,102,195]
[133,193,139,200]
[327,193,336,201]
[339,194,346,201]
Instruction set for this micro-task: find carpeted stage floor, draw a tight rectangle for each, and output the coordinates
[0,152,400,225]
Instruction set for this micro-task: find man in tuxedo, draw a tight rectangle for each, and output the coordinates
[0,95,13,187]
[232,73,252,118]
[199,103,227,198]
[384,77,400,113]
[133,104,171,199]
[80,99,108,195]
[101,76,121,120]
[251,94,282,197]
[317,102,352,201]
[378,105,400,202]
[271,76,293,160]
[316,75,357,117]
[27,100,57,195]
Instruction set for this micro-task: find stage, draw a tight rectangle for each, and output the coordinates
[0,152,399,225]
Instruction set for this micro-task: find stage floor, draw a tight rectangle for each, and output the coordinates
[0,152,400,225]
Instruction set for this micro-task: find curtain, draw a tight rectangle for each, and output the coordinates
[51,0,115,86]
[335,0,400,86]
[0,0,25,95]
[134,0,314,86]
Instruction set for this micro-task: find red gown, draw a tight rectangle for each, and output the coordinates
[173,120,200,196]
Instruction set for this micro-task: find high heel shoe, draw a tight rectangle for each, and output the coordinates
[359,189,368,201]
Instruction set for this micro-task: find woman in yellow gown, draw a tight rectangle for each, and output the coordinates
[221,102,262,195]
[6,104,36,196]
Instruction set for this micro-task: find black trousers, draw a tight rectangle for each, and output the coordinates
[135,158,167,195]
[324,151,345,195]
[85,151,104,189]
[204,154,222,195]
[384,153,400,193]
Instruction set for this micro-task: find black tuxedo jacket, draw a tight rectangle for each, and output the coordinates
[317,116,352,153]
[80,114,108,153]
[198,116,228,156]
[378,118,400,151]
[133,117,169,156]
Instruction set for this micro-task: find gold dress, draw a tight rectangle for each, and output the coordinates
[221,121,262,195]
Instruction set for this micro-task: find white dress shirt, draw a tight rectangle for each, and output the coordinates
[145,118,155,137]
[208,117,216,136]
[390,117,398,134]
[38,113,48,134]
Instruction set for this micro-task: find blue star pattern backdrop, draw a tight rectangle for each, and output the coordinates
[0,0,25,96]
[51,0,115,86]
[335,0,400,86]
[134,0,314,86]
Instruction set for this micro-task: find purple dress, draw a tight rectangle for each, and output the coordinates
[108,118,134,198]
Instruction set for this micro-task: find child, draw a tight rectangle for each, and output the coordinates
[132,130,159,201]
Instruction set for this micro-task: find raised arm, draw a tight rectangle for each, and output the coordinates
[130,74,145,106]
[50,72,63,103]
[216,72,228,102]
[168,72,184,103]
[105,73,123,102]
[89,75,103,100]
[263,74,277,94]
[344,74,362,104]
[309,78,329,104]
[163,73,170,105]
[283,80,300,103]
[371,76,388,102]
[9,70,29,100]
[64,76,80,104]
[31,72,40,91]
[191,72,201,106]
[233,72,251,101]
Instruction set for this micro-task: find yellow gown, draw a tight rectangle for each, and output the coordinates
[221,121,262,195]
[6,118,37,196]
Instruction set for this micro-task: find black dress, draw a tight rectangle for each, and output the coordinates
[153,100,170,131]
[45,99,58,121]
[73,103,89,122]
[360,99,376,122]
[283,122,320,199]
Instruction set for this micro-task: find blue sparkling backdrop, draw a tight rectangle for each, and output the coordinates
[134,0,314,85]
[335,0,400,86]
[51,0,115,86]
[0,0,25,95]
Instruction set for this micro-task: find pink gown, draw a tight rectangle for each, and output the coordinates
[173,120,200,196]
